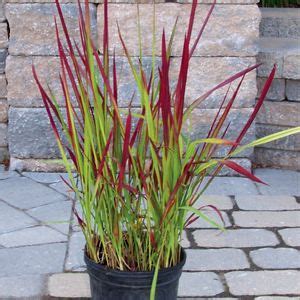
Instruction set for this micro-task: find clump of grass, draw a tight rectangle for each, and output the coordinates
[33,0,300,298]
[260,0,300,7]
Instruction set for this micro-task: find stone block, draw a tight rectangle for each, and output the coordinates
[0,23,8,48]
[6,3,97,56]
[0,2,5,22]
[0,176,66,210]
[184,249,249,271]
[97,4,260,57]
[0,74,7,98]
[233,211,300,228]
[260,8,300,39]
[255,148,300,171]
[0,275,45,299]
[279,228,300,247]
[250,248,300,269]
[171,57,256,109]
[23,172,68,184]
[0,49,7,74]
[286,80,300,101]
[0,146,8,162]
[235,195,299,211]
[0,123,7,146]
[256,124,300,151]
[193,229,279,248]
[225,271,300,296]
[257,77,285,101]
[65,231,85,272]
[0,243,67,277]
[283,54,300,80]
[0,100,7,123]
[257,101,300,127]
[195,195,233,210]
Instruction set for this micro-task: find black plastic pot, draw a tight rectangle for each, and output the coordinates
[84,249,186,300]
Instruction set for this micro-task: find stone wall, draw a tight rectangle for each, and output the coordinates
[1,0,261,172]
[256,8,300,170]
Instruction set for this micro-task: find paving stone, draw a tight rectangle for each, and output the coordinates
[286,79,300,102]
[196,195,234,210]
[181,230,190,248]
[27,200,72,235]
[202,177,259,195]
[0,2,5,22]
[254,168,300,196]
[256,124,300,151]
[184,249,249,271]
[0,226,67,247]
[225,270,300,296]
[193,229,279,248]
[0,23,7,48]
[48,273,90,298]
[256,297,300,300]
[0,123,7,147]
[187,210,231,229]
[0,147,8,163]
[0,201,36,234]
[257,77,285,101]
[50,181,76,198]
[98,4,259,57]
[233,211,300,228]
[283,54,300,80]
[0,176,66,209]
[0,74,7,98]
[279,228,300,247]
[0,170,19,180]
[250,248,300,269]
[0,49,6,74]
[235,195,300,211]
[6,3,97,56]
[65,231,86,272]
[0,100,8,123]
[0,243,67,277]
[178,272,224,297]
[0,275,46,298]
[23,172,68,184]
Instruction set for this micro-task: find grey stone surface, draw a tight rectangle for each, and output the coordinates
[233,211,300,228]
[257,77,285,101]
[0,49,6,74]
[0,275,46,298]
[0,170,19,180]
[260,8,300,39]
[65,231,85,272]
[0,100,8,124]
[0,226,67,247]
[283,54,300,80]
[23,172,68,184]
[0,2,5,22]
[6,3,97,56]
[256,297,300,300]
[202,176,259,195]
[184,249,249,271]
[187,210,231,229]
[254,168,300,196]
[0,176,66,209]
[235,195,300,211]
[0,201,36,234]
[0,147,8,163]
[195,195,234,210]
[225,270,300,296]
[181,230,190,248]
[0,243,67,277]
[27,200,72,234]
[0,74,6,98]
[193,229,279,248]
[250,248,300,269]
[98,4,260,57]
[178,272,224,297]
[286,80,300,102]
[50,181,75,198]
[256,124,300,151]
[0,123,7,147]
[0,23,7,48]
[279,228,300,247]
[48,273,90,298]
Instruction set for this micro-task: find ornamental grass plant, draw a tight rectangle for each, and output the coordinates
[33,0,300,298]
[260,0,300,7]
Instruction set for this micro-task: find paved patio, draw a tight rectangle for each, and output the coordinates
[0,166,299,299]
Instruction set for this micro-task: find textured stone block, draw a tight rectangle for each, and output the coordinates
[0,146,8,162]
[0,123,7,147]
[171,57,256,109]
[225,271,300,296]
[0,23,8,49]
[286,80,300,102]
[233,211,300,228]
[257,101,300,127]
[260,8,300,39]
[256,124,300,151]
[250,248,300,269]
[0,74,6,98]
[279,228,300,247]
[0,49,7,74]
[257,77,285,101]
[97,4,260,57]
[193,229,279,248]
[6,3,97,56]
[283,54,300,80]
[255,148,300,171]
[0,2,5,22]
